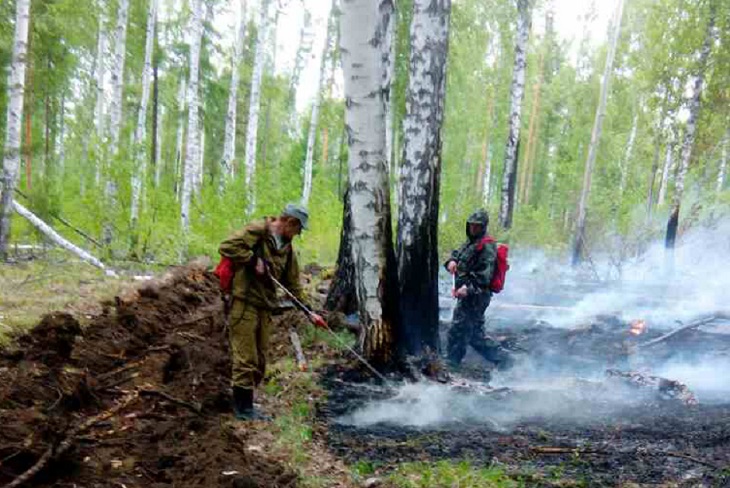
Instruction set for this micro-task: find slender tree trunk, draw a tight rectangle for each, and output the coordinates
[666,2,716,251]
[475,96,494,194]
[23,59,32,192]
[174,75,186,197]
[396,0,450,356]
[180,0,203,234]
[285,10,313,134]
[0,0,31,260]
[102,0,129,247]
[498,0,531,229]
[716,129,728,195]
[93,1,108,186]
[108,0,129,154]
[519,47,544,205]
[221,0,247,189]
[243,0,270,215]
[154,106,164,187]
[657,124,675,206]
[301,2,336,207]
[57,92,66,175]
[571,0,624,266]
[151,50,159,184]
[619,110,638,196]
[646,130,661,222]
[340,0,399,364]
[130,0,158,226]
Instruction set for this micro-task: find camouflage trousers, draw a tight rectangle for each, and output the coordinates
[446,292,511,369]
[228,299,272,388]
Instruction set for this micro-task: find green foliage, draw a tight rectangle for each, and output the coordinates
[0,0,728,269]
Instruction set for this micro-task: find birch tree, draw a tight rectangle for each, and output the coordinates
[108,0,129,154]
[131,0,159,226]
[220,0,247,188]
[0,0,31,260]
[243,0,271,214]
[94,0,109,142]
[666,2,716,251]
[286,10,313,133]
[174,75,186,196]
[657,122,675,206]
[340,0,399,364]
[301,2,336,207]
[396,0,451,355]
[498,0,531,229]
[180,0,203,234]
[717,130,728,195]
[619,111,638,196]
[570,0,624,266]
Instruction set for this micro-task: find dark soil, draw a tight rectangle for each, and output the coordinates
[0,265,299,488]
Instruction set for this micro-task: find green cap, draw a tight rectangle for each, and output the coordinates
[282,203,309,230]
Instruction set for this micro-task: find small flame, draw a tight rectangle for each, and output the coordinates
[629,319,647,336]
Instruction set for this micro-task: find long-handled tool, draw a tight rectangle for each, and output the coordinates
[268,274,394,388]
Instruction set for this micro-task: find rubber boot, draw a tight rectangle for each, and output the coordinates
[233,387,271,421]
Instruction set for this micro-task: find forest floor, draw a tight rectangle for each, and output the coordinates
[1,258,729,487]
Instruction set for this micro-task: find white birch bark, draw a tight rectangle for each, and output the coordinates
[243,0,271,215]
[154,105,164,187]
[108,0,130,154]
[0,0,31,258]
[197,126,204,193]
[12,201,115,275]
[131,0,159,225]
[396,0,451,354]
[180,0,203,233]
[498,0,531,229]
[717,130,728,194]
[571,0,624,265]
[221,0,247,187]
[482,143,493,205]
[619,111,638,196]
[174,75,186,196]
[384,1,396,173]
[57,93,66,174]
[301,3,336,207]
[666,2,716,250]
[286,10,313,133]
[341,0,398,362]
[657,127,675,206]
[94,0,109,140]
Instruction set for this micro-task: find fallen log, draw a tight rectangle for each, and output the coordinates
[605,369,698,405]
[637,315,717,350]
[11,200,115,276]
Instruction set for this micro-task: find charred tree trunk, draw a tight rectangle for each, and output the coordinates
[340,0,399,364]
[666,2,716,251]
[498,0,531,229]
[571,0,624,266]
[0,0,31,260]
[325,186,357,315]
[397,0,451,356]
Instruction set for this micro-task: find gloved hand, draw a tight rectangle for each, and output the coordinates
[310,313,327,329]
[452,285,468,298]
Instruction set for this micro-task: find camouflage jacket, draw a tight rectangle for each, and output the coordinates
[445,236,497,296]
[218,218,305,309]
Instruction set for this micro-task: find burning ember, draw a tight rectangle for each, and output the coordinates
[629,319,647,336]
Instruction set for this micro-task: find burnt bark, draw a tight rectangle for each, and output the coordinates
[397,0,451,356]
[325,186,357,315]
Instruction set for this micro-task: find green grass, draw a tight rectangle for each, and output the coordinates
[387,460,519,488]
[0,256,139,343]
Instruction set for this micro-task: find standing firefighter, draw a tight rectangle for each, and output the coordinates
[218,204,325,420]
[444,210,512,372]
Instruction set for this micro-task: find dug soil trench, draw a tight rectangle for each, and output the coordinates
[0,264,324,488]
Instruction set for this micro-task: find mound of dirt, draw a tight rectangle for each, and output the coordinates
[0,264,300,488]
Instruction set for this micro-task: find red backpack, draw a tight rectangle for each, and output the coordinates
[214,257,234,293]
[476,236,510,294]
